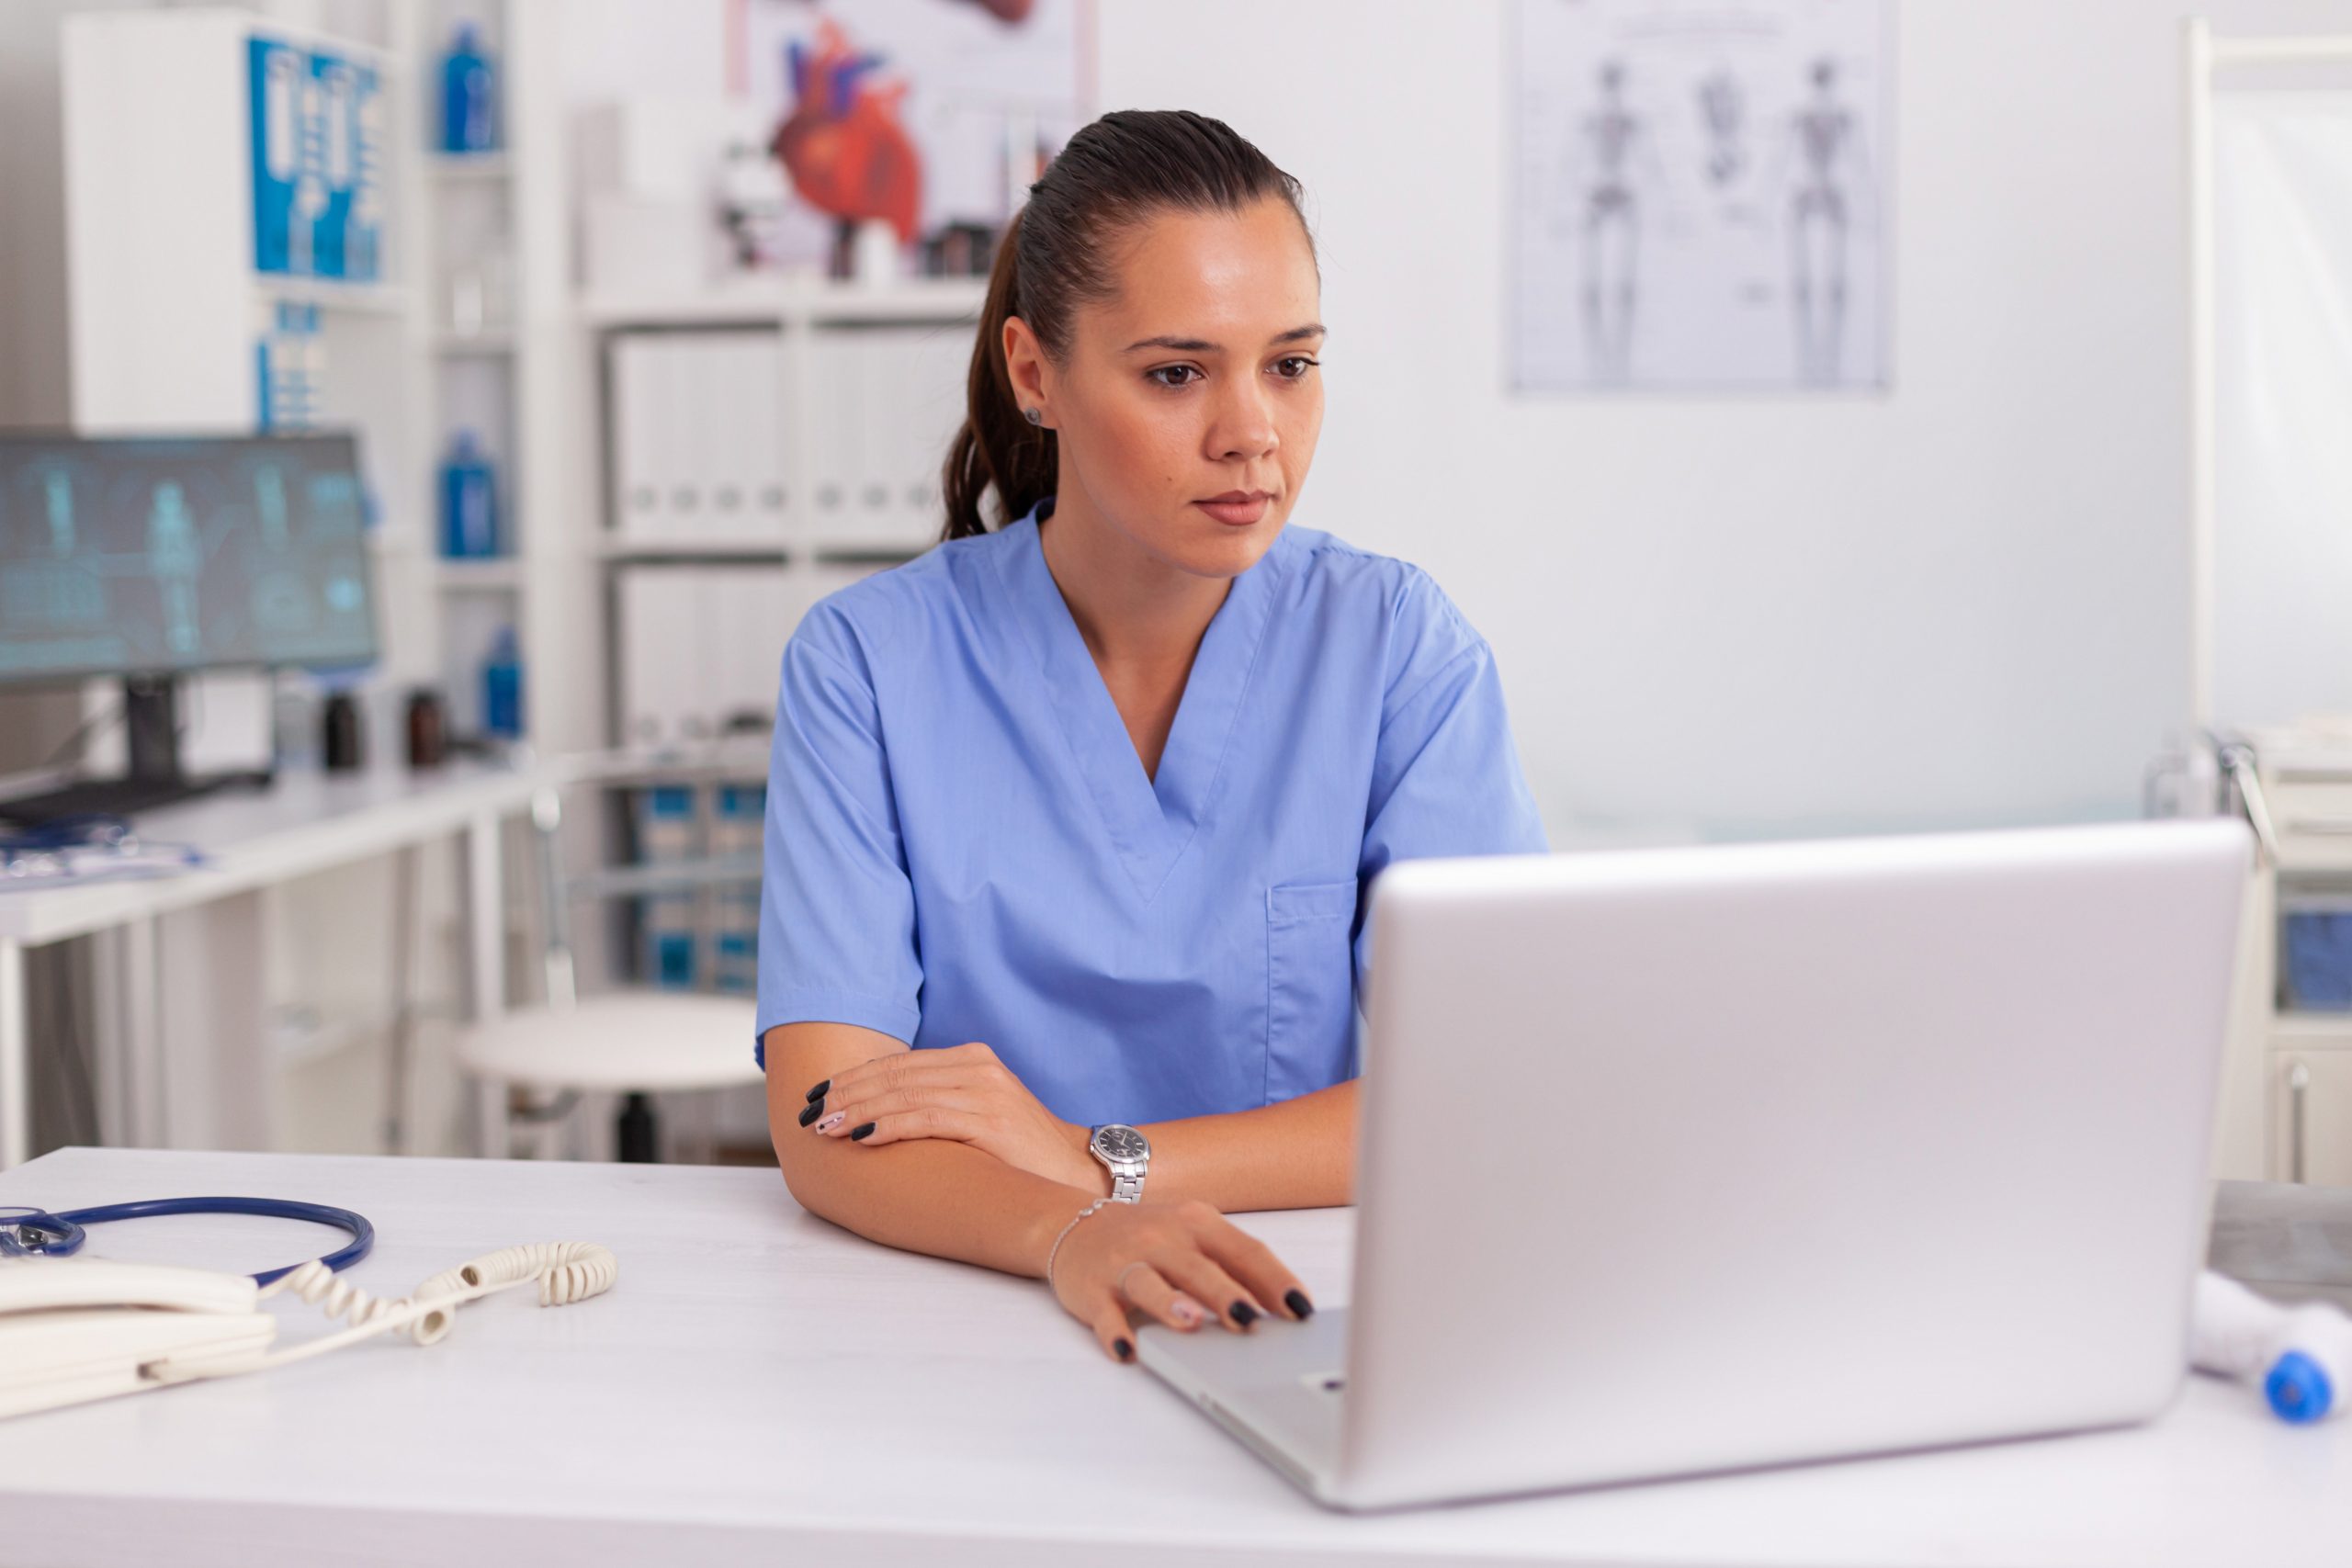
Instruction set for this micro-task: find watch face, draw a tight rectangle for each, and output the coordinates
[1094,1124,1148,1163]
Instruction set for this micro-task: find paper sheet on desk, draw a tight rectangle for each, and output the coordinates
[0,842,205,890]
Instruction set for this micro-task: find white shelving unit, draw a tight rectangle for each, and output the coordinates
[580,277,993,330]
[56,2,989,1151]
[51,2,603,1156]
[580,275,982,1023]
[597,536,790,562]
[435,331,517,356]
[395,0,605,773]
[587,277,985,748]
[58,2,594,763]
[429,149,511,184]
[416,96,526,741]
[2184,20,2352,1188]
[59,4,420,741]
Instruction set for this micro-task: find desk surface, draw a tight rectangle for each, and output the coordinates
[2,1146,2347,1568]
[0,761,537,945]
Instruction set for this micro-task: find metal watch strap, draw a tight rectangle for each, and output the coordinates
[1091,1124,1147,1203]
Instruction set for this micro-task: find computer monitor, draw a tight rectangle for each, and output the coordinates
[0,431,379,822]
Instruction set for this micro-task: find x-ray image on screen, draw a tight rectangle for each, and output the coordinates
[0,433,378,684]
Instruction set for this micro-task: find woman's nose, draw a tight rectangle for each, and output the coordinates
[1208,384,1278,462]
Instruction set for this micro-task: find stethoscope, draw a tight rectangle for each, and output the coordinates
[0,1197,374,1284]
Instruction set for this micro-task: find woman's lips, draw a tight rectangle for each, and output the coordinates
[1194,494,1272,526]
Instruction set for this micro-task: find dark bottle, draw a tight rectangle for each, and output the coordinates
[322,691,365,773]
[616,1093,658,1164]
[406,689,447,769]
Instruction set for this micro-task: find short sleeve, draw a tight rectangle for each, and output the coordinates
[1354,571,1549,989]
[753,618,923,1068]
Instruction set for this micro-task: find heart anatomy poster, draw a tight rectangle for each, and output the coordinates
[1510,0,1891,393]
[741,0,1088,254]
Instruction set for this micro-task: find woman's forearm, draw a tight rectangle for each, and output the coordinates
[1136,1078,1358,1213]
[766,1020,1356,1235]
[779,1122,1094,1276]
[766,1021,1096,1276]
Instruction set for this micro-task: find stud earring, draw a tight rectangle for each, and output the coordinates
[1023,407,1043,426]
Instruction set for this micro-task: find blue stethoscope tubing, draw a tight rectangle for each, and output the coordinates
[0,1197,374,1285]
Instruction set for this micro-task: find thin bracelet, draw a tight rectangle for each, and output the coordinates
[1045,1196,1116,1290]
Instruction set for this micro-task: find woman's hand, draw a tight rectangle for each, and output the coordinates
[1048,1198,1317,1362]
[797,1043,1101,1192]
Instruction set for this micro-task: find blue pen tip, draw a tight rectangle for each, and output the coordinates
[2265,1351,2333,1424]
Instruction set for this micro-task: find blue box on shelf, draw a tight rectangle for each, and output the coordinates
[248,34,382,281]
[633,786,700,991]
[710,784,764,995]
[2283,908,2352,1011]
[309,51,382,282]
[248,36,302,275]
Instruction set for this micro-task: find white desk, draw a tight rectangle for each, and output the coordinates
[0,762,540,1168]
[1,1146,2346,1568]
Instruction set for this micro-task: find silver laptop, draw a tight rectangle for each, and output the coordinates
[1136,819,2252,1511]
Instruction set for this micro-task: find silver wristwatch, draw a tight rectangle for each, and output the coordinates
[1089,1123,1150,1203]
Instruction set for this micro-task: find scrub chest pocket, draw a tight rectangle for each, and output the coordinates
[1266,880,1361,1103]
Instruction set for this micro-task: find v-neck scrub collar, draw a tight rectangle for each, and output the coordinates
[989,497,1290,903]
[753,493,1546,1124]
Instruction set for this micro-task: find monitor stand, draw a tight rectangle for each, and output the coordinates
[0,676,263,828]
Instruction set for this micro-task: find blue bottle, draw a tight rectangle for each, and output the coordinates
[438,431,498,558]
[481,626,523,739]
[439,24,497,153]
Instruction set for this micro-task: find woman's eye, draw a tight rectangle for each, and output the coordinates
[1147,366,1201,389]
[1273,356,1320,379]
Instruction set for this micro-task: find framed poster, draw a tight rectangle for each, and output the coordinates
[1510,0,1892,392]
[738,0,1090,267]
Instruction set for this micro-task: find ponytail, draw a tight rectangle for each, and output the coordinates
[936,109,1312,542]
[942,205,1054,540]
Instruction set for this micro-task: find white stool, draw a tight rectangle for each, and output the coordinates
[458,990,763,1158]
[454,784,765,1161]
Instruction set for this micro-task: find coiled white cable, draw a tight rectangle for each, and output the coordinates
[412,1241,617,1312]
[265,1259,452,1343]
[141,1241,620,1385]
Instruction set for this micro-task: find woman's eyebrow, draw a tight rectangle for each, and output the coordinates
[1121,323,1328,353]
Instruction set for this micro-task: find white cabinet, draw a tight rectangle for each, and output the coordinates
[2226,744,2352,1187]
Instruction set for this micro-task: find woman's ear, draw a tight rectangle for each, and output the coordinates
[1001,315,1053,429]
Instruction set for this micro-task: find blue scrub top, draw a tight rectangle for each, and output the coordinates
[754,496,1547,1126]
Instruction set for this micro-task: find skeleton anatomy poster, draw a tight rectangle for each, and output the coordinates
[1510,0,1890,392]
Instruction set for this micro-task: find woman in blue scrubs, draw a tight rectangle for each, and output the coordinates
[761,109,1545,1362]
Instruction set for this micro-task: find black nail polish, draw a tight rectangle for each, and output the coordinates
[797,1099,825,1128]
[1229,1300,1259,1327]
[1284,1289,1314,1320]
[1113,1337,1134,1362]
[849,1122,876,1141]
[805,1079,830,1104]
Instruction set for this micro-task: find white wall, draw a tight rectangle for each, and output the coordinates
[10,1,2348,839]
[1097,0,2352,841]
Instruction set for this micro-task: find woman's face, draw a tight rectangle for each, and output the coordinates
[1007,197,1324,581]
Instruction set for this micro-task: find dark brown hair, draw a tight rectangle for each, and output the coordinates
[939,109,1313,541]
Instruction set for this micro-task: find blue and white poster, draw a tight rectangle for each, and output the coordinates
[248,35,384,282]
